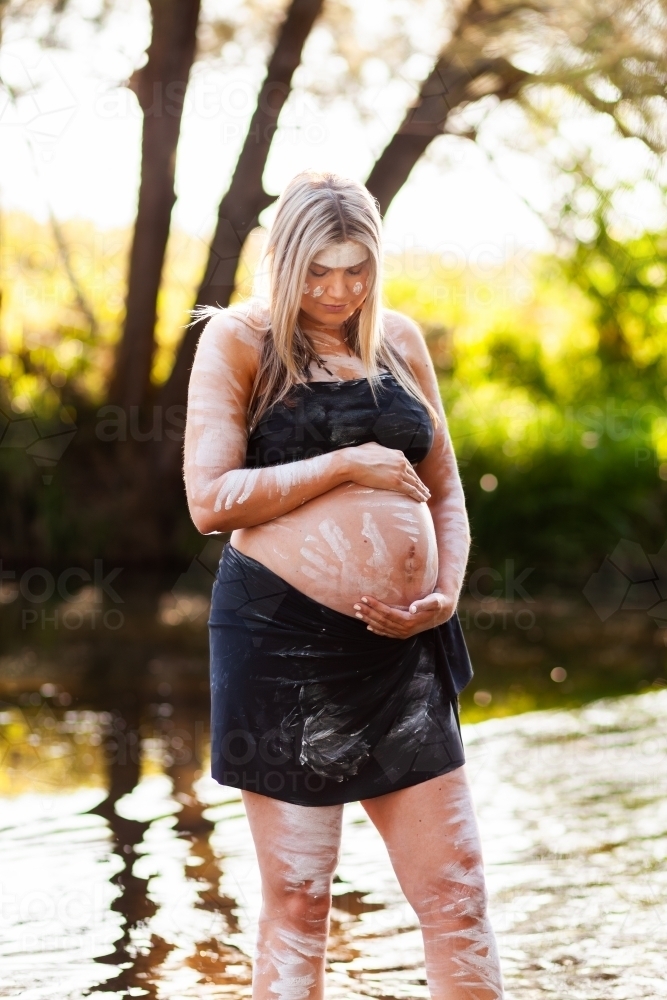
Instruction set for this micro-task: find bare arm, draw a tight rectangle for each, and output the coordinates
[354,310,471,636]
[392,314,471,603]
[183,309,430,534]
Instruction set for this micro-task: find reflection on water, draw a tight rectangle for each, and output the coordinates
[1,572,666,997]
[2,683,667,998]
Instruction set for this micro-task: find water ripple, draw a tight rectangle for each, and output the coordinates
[1,691,666,997]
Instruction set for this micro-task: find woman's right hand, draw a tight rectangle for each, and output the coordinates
[340,442,431,502]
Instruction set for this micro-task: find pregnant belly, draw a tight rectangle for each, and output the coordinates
[231,483,439,618]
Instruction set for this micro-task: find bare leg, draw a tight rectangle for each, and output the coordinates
[361,767,503,999]
[242,790,343,1000]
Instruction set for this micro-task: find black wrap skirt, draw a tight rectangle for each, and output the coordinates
[208,542,473,806]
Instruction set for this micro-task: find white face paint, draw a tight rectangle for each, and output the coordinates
[302,282,310,294]
[311,240,369,269]
[352,281,363,295]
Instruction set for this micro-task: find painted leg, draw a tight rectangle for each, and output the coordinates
[361,767,503,1000]
[242,791,343,1000]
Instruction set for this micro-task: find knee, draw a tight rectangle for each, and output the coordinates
[264,876,334,926]
[287,881,333,925]
[412,855,489,926]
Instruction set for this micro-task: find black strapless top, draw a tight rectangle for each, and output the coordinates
[245,371,434,469]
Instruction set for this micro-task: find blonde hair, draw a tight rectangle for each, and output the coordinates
[193,169,438,431]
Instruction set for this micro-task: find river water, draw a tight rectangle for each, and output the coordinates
[2,686,666,999]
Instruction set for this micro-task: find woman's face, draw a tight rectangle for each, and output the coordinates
[299,240,371,330]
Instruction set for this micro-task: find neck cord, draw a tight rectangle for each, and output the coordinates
[306,325,354,381]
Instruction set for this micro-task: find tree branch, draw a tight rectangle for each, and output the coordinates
[366,51,528,215]
[49,212,99,337]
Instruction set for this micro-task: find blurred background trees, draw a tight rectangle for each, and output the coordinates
[1,0,667,589]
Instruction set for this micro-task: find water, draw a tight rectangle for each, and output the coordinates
[2,688,667,999]
[1,574,666,997]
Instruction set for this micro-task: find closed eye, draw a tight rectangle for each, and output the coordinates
[308,261,368,277]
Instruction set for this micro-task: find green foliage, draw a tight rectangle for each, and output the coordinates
[563,223,667,379]
[385,229,667,590]
[2,211,667,581]
[462,438,665,589]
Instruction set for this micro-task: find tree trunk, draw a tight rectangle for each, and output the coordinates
[154,0,526,494]
[110,0,201,411]
[158,0,325,427]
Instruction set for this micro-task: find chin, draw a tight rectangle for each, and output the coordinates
[319,306,359,321]
[321,311,353,322]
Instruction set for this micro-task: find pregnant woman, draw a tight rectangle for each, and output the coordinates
[184,171,503,999]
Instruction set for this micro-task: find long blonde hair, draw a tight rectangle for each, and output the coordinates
[193,169,439,431]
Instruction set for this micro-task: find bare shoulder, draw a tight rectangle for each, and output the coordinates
[382,308,431,369]
[193,299,268,381]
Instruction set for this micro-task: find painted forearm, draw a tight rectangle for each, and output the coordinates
[189,450,349,534]
[429,491,471,602]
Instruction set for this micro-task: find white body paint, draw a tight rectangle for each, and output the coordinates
[247,799,343,1000]
[184,230,493,1000]
[243,772,504,1000]
[234,483,438,615]
[414,780,504,999]
[184,300,462,621]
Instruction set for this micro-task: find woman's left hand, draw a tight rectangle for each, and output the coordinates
[353,591,457,638]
